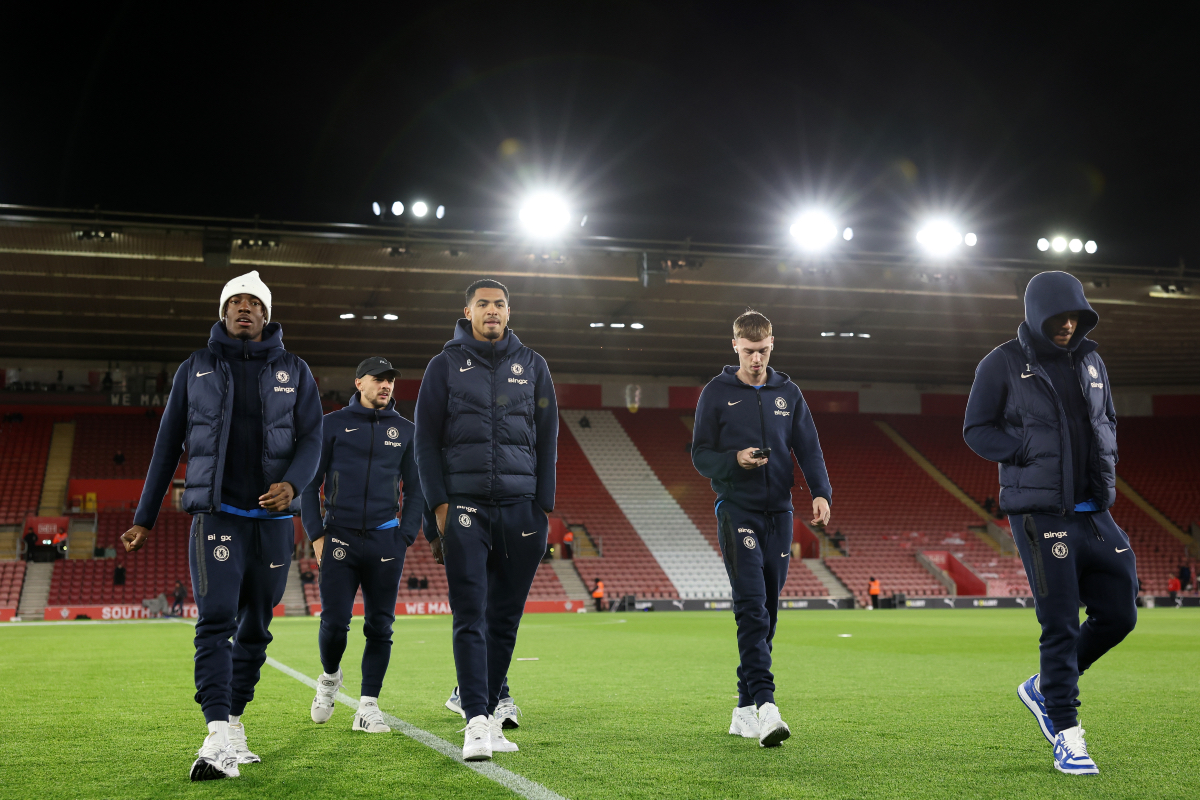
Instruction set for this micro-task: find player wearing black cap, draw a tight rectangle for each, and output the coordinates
[301,357,424,733]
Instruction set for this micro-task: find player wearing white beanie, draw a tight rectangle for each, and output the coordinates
[219,271,273,322]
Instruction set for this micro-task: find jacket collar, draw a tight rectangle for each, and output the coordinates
[444,318,523,360]
[347,391,398,418]
[1018,323,1098,367]
[208,321,285,362]
[715,365,790,389]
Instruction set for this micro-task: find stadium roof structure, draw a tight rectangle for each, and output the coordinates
[1,204,1197,387]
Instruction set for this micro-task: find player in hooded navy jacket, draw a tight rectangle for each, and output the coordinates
[965,271,1136,776]
[300,357,424,735]
[692,310,832,748]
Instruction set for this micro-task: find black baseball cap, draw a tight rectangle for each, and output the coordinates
[356,356,399,380]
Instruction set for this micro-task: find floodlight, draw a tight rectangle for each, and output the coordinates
[839,332,854,337]
[964,232,978,246]
[1085,240,1097,254]
[820,331,835,337]
[580,214,589,227]
[340,313,355,320]
[519,192,571,237]
[589,322,604,328]
[436,205,445,219]
[1051,236,1067,252]
[610,323,625,328]
[916,221,962,255]
[630,322,644,329]
[1037,238,1050,251]
[371,202,381,216]
[391,201,404,216]
[383,313,398,321]
[412,201,428,217]
[857,333,870,338]
[843,227,853,241]
[789,211,839,250]
[1069,238,1083,253]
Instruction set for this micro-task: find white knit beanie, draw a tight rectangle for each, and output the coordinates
[218,270,273,322]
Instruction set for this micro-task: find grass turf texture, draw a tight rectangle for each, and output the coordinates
[0,609,1196,800]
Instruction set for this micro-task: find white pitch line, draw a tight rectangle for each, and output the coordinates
[264,656,568,800]
[0,619,182,628]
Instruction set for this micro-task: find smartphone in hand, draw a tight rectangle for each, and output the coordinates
[751,447,771,459]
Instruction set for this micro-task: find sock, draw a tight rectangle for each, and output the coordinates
[360,695,378,707]
[207,720,230,745]
[1035,675,1041,693]
[229,714,241,725]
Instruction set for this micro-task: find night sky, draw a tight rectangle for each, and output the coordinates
[3,3,1197,265]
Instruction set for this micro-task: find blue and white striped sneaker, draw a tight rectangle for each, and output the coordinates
[446,686,465,719]
[1017,674,1054,744]
[1053,726,1099,775]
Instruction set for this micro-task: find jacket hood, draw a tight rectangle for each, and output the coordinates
[208,321,285,361]
[445,318,523,357]
[716,365,791,388]
[1022,271,1098,354]
[347,391,398,418]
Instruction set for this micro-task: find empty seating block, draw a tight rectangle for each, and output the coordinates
[71,413,162,480]
[0,560,27,607]
[0,417,58,525]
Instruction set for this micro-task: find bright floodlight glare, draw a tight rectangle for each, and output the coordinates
[857,333,870,338]
[916,221,962,255]
[339,313,355,320]
[1085,240,1097,254]
[843,227,853,241]
[436,205,445,219]
[589,322,604,328]
[1069,238,1083,253]
[391,201,404,216]
[383,313,398,321]
[1051,236,1067,252]
[371,202,381,216]
[519,192,571,237]
[789,211,838,250]
[964,232,978,246]
[580,214,588,227]
[630,322,644,329]
[839,332,854,337]
[610,323,625,328]
[820,331,835,337]
[412,201,428,217]
[1037,238,1050,251]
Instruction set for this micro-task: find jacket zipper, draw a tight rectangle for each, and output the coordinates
[362,409,377,537]
[755,389,768,516]
[1028,361,1070,516]
[489,343,499,502]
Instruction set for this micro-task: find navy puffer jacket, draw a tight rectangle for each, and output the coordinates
[964,272,1117,515]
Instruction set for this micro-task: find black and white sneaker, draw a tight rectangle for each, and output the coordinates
[190,734,239,781]
[494,696,521,729]
[445,685,466,718]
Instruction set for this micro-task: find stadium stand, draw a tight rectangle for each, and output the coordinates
[562,409,728,598]
[884,414,999,510]
[0,416,57,525]
[1113,418,1200,531]
[0,560,26,610]
[554,416,679,600]
[70,413,161,479]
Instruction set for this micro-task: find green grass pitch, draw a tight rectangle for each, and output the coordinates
[1,608,1196,800]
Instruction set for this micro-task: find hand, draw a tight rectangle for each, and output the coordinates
[259,482,295,512]
[737,447,768,470]
[811,497,831,527]
[430,537,444,565]
[312,537,324,562]
[121,525,151,553]
[435,503,448,534]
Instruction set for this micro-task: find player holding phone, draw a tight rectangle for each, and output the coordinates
[691,309,832,748]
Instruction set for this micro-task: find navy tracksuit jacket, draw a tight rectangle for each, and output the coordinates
[134,322,322,723]
[692,366,832,708]
[965,271,1136,734]
[301,393,423,698]
[415,320,558,720]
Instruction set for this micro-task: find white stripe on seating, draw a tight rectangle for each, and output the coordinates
[264,656,569,800]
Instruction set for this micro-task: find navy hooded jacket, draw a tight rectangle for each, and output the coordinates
[963,271,1117,516]
[300,393,424,545]
[691,366,832,514]
[133,322,323,528]
[414,320,558,536]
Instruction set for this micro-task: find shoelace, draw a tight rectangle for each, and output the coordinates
[459,719,491,739]
[496,702,522,720]
[1060,729,1089,758]
[358,704,385,726]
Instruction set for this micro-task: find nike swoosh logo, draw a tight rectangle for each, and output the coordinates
[381,557,395,562]
[521,531,537,537]
[727,400,742,406]
[196,371,213,377]
[1115,547,1129,553]
[345,428,358,432]
[459,366,475,372]
[1021,372,1035,379]
[269,562,284,568]
[781,552,789,557]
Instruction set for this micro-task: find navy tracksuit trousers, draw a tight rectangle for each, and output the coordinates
[717,502,793,708]
[1010,510,1138,733]
[317,524,406,697]
[442,497,548,720]
[188,512,293,723]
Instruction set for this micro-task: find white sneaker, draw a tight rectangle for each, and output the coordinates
[495,697,521,730]
[353,702,392,733]
[757,702,791,747]
[461,715,493,761]
[490,715,519,753]
[190,733,240,781]
[311,669,342,723]
[227,722,261,764]
[446,685,466,718]
[729,705,760,738]
[1053,726,1099,775]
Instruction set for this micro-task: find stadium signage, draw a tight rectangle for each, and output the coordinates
[44,604,285,620]
[110,393,168,406]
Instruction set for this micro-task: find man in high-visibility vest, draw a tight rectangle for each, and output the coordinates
[868,577,881,610]
[563,529,574,560]
[592,578,604,612]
